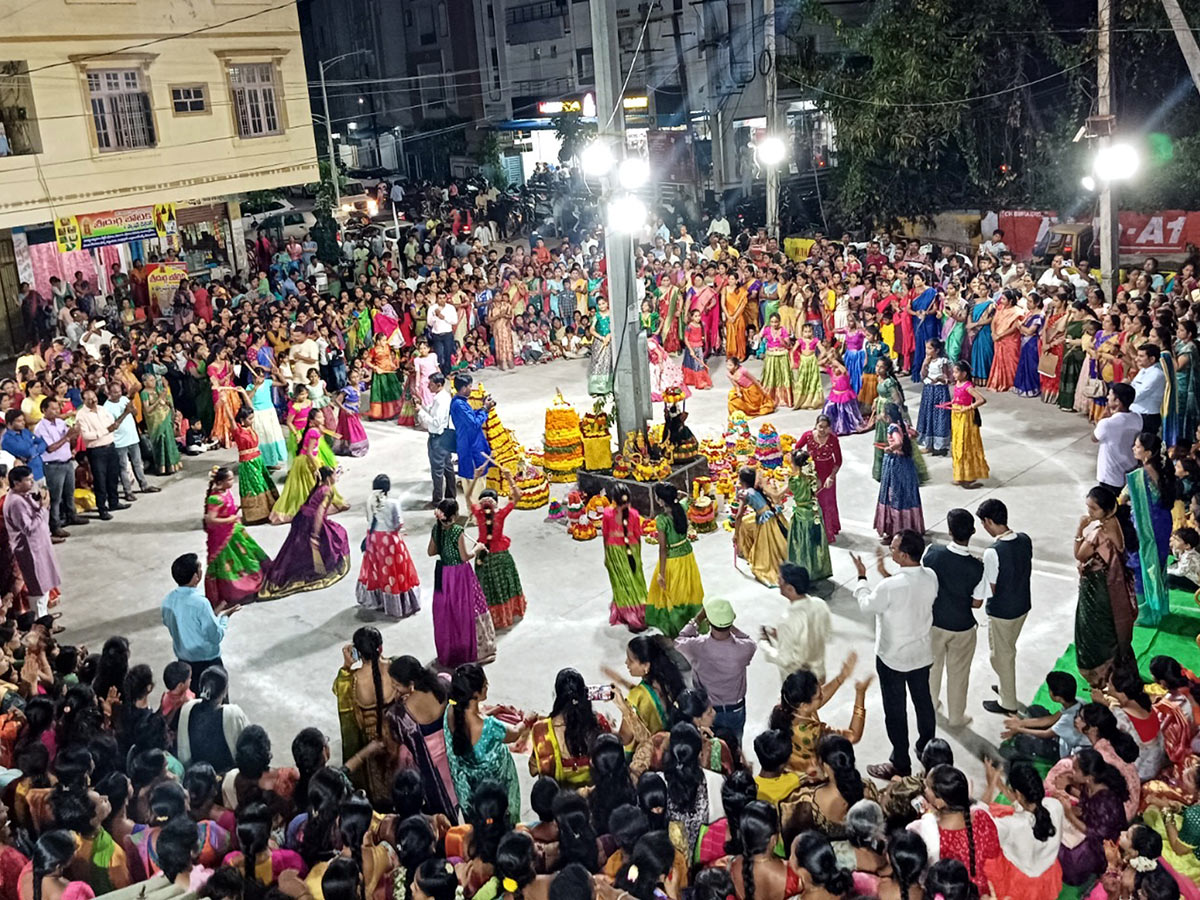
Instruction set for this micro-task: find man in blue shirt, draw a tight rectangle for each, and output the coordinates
[161,553,239,692]
[2,408,47,485]
[449,373,491,503]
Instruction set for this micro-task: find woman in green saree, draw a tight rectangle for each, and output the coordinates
[139,373,181,475]
[867,357,927,483]
[1124,432,1176,627]
[1058,305,1089,412]
[1174,319,1200,441]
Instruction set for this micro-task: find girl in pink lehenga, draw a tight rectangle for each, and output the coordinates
[647,334,689,402]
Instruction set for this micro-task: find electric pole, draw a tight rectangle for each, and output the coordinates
[764,0,780,240]
[1160,0,1200,95]
[1097,0,1119,304]
[591,0,652,440]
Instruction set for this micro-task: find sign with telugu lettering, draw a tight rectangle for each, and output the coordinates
[54,203,177,252]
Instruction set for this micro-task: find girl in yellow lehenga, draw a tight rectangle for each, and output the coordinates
[733,467,790,587]
[725,358,777,418]
[949,361,990,488]
[645,483,704,639]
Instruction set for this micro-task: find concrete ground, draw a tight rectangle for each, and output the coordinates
[61,356,1100,805]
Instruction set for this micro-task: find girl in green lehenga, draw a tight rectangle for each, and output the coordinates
[139,372,181,475]
[867,357,927,483]
[786,449,832,581]
[1073,485,1136,682]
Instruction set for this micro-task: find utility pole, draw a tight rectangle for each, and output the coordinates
[1160,0,1200,95]
[591,0,651,440]
[319,49,369,210]
[764,0,780,240]
[1096,0,1119,304]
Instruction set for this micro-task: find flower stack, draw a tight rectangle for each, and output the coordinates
[580,407,614,471]
[543,391,584,483]
[755,424,783,470]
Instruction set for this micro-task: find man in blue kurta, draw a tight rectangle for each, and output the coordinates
[449,373,492,501]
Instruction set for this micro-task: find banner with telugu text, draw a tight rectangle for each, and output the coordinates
[54,203,177,253]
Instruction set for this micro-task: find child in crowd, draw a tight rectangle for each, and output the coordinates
[1167,526,1200,590]
[999,670,1088,762]
[752,728,800,808]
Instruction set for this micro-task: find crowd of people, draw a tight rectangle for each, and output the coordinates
[3,186,1200,900]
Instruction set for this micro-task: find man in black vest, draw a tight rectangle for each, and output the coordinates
[921,508,985,729]
[977,498,1034,715]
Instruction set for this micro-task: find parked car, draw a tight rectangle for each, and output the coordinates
[252,209,318,242]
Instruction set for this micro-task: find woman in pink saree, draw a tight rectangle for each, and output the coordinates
[687,275,720,354]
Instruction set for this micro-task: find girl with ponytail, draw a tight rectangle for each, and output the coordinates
[201,465,269,607]
[613,830,677,900]
[391,816,436,900]
[883,830,928,900]
[923,859,978,900]
[428,497,497,668]
[790,830,854,899]
[602,483,648,630]
[730,801,787,900]
[444,671,526,828]
[1108,662,1167,780]
[922,765,1000,895]
[27,830,86,900]
[645,482,704,638]
[468,468,527,630]
[225,801,306,888]
[409,858,461,900]
[491,830,550,898]
[980,760,1064,900]
[733,466,790,587]
[611,635,685,737]
[355,473,421,619]
[332,627,396,804]
[529,668,605,785]
[781,734,867,839]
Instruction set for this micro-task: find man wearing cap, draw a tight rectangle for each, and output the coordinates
[674,597,757,742]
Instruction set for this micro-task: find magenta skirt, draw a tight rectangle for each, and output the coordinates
[433,562,485,667]
[332,409,370,457]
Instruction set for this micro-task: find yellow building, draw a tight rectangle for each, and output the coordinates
[0,0,318,351]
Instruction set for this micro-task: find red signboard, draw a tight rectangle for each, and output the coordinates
[997,209,1200,260]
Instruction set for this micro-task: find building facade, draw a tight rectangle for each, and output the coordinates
[0,0,317,353]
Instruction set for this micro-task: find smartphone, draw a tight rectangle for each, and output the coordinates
[911,795,929,815]
[586,684,615,703]
[350,647,361,663]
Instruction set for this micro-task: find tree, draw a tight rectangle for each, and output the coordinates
[781,0,1089,225]
[552,113,596,166]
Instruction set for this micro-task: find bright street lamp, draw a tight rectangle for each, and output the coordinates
[618,157,650,190]
[1080,175,1096,192]
[608,194,647,234]
[1093,142,1140,182]
[581,140,615,177]
[756,135,786,167]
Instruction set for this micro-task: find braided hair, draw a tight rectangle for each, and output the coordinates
[392,815,436,900]
[235,801,272,888]
[1136,432,1177,508]
[1007,761,1056,842]
[606,483,638,574]
[550,668,600,758]
[769,669,820,731]
[818,733,864,806]
[31,830,78,900]
[738,801,778,900]
[878,355,907,408]
[204,466,232,521]
[888,830,928,900]
[720,769,759,856]
[653,482,687,535]
[928,765,977,880]
[351,627,386,740]
[448,664,486,758]
[338,793,374,900]
[477,488,499,547]
[494,830,536,898]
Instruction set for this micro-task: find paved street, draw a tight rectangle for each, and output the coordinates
[62,357,1098,806]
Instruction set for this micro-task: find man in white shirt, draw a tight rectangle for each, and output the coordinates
[852,530,938,779]
[1129,344,1166,436]
[427,297,459,374]
[708,212,731,237]
[1037,254,1070,291]
[1069,259,1097,301]
[997,251,1019,286]
[75,388,129,520]
[416,372,456,506]
[1093,383,1142,492]
[979,229,1008,260]
[104,381,158,502]
[760,562,832,681]
[289,328,319,386]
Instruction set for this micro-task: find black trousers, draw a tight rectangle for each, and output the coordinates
[185,656,224,694]
[1140,412,1162,436]
[87,444,120,513]
[428,431,457,504]
[876,656,937,776]
[431,332,456,374]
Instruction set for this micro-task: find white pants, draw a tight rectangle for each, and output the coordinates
[28,594,48,617]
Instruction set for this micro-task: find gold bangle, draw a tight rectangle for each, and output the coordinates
[852,706,866,716]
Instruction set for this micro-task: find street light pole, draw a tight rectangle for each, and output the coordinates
[1097,0,1119,304]
[764,0,780,241]
[319,50,370,211]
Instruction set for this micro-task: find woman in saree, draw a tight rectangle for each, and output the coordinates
[489,290,516,371]
[968,289,995,386]
[767,662,867,774]
[527,668,617,787]
[202,466,270,607]
[364,334,402,420]
[208,347,242,449]
[1040,297,1068,404]
[786,448,833,580]
[687,275,720,354]
[907,274,941,383]
[1073,485,1136,682]
[1153,325,1182,449]
[138,373,181,476]
[188,346,215,436]
[867,357,925,483]
[986,291,1022,392]
[1013,297,1046,398]
[1175,319,1200,440]
[1090,314,1125,421]
[942,285,968,364]
[331,627,397,804]
[723,280,749,361]
[1125,432,1175,627]
[259,466,351,600]
[798,414,842,543]
[385,655,459,820]
[725,358,776,418]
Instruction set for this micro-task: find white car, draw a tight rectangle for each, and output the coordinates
[251,209,317,242]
